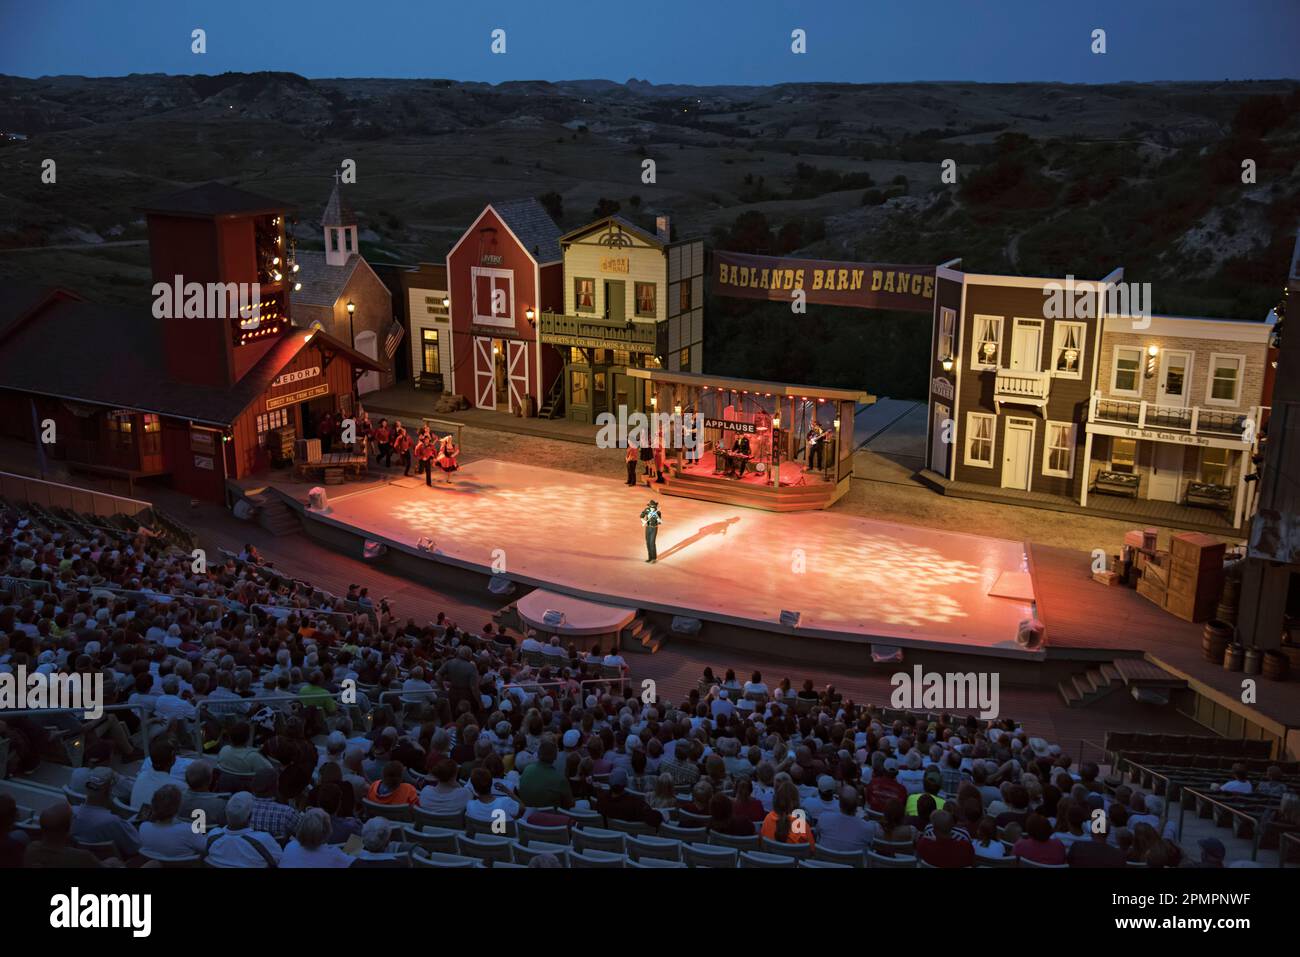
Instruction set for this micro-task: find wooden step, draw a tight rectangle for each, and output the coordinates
[1057,679,1082,707]
[1099,663,1122,684]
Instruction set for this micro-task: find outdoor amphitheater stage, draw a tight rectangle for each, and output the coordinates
[289,458,1040,660]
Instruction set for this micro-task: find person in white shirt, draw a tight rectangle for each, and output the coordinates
[742,671,769,699]
[206,792,283,868]
[710,689,735,721]
[280,809,354,868]
[139,785,207,859]
[602,650,627,672]
[465,767,521,822]
[802,776,840,824]
[400,667,435,707]
[152,675,197,725]
[1219,763,1253,794]
[897,751,926,795]
[131,739,184,810]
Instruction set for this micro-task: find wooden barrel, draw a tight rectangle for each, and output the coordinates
[1244,647,1262,676]
[1282,642,1300,673]
[1215,576,1240,625]
[1263,650,1291,681]
[1202,620,1233,663]
[1223,643,1245,672]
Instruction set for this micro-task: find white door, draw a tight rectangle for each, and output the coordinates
[506,340,529,415]
[1001,419,1034,490]
[473,336,496,409]
[931,403,950,477]
[1157,351,1192,408]
[1149,444,1182,502]
[354,330,380,395]
[1009,320,1043,372]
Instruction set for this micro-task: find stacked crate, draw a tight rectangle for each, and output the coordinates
[1164,532,1226,623]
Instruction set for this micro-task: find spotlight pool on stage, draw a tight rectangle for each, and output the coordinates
[304,459,1038,657]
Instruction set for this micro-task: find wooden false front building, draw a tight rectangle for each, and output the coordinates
[627,369,870,512]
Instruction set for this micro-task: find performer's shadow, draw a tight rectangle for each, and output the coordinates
[655,516,741,562]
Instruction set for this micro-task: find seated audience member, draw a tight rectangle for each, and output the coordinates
[761,780,814,848]
[130,738,180,810]
[281,808,354,868]
[707,793,754,837]
[1188,837,1226,869]
[24,803,115,868]
[597,768,663,829]
[72,768,141,860]
[517,737,574,809]
[732,778,766,827]
[1012,813,1067,865]
[180,760,227,828]
[1067,823,1126,868]
[916,811,974,868]
[1218,763,1253,795]
[971,817,1008,861]
[217,721,273,777]
[465,767,522,823]
[139,784,207,859]
[367,761,419,807]
[419,759,471,816]
[355,818,403,863]
[815,787,879,854]
[205,792,282,869]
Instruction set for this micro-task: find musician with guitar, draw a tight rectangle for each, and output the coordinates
[807,420,828,471]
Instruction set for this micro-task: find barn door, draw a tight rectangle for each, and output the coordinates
[507,339,529,415]
[473,337,496,410]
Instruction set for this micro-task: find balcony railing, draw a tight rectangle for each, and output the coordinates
[538,311,658,353]
[1088,392,1266,440]
[994,369,1051,409]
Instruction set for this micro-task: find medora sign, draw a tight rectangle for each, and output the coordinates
[714,251,936,313]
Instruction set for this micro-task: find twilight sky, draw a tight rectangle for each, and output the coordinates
[0,0,1296,85]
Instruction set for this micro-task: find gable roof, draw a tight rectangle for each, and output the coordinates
[321,182,355,228]
[560,215,664,249]
[138,182,290,219]
[293,250,363,307]
[0,282,83,343]
[489,198,563,264]
[0,299,381,426]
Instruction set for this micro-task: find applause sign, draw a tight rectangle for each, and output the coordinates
[714,251,936,313]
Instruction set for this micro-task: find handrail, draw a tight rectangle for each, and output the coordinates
[1178,786,1272,861]
[0,702,153,755]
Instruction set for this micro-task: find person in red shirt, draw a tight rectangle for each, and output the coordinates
[732,777,766,826]
[366,760,419,806]
[866,758,908,813]
[373,419,392,467]
[916,810,974,868]
[392,421,413,476]
[414,435,436,487]
[1012,813,1068,866]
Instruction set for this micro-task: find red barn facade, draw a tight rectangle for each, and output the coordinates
[445,199,564,414]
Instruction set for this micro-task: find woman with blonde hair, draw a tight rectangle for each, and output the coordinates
[646,772,678,811]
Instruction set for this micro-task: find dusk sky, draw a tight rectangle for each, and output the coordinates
[1,0,1296,85]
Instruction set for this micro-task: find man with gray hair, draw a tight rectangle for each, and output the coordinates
[180,760,227,827]
[281,807,352,868]
[206,792,282,868]
[355,817,402,862]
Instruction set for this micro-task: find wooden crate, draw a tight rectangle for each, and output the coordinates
[1170,532,1226,570]
[1137,570,1167,607]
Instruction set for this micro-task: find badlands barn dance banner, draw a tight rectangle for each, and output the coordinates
[713,251,936,313]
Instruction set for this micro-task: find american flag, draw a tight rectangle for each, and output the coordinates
[383,319,404,358]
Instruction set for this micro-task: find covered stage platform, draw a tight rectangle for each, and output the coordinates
[295,457,1039,660]
[627,368,871,512]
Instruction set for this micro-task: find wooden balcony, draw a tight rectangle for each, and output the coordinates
[994,370,1051,410]
[1088,392,1265,441]
[538,311,658,354]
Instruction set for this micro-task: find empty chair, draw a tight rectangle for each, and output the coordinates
[677,810,711,828]
[517,819,571,846]
[658,823,708,843]
[572,826,626,855]
[760,837,812,859]
[456,833,514,865]
[511,840,570,866]
[604,817,655,837]
[568,848,626,868]
[629,857,686,868]
[362,799,414,824]
[1017,857,1068,869]
[683,843,739,868]
[799,858,851,869]
[708,831,760,851]
[400,826,460,854]
[413,807,465,831]
[812,845,865,867]
[564,807,603,828]
[411,850,481,869]
[739,851,798,869]
[626,835,682,863]
[866,850,917,868]
[464,815,517,839]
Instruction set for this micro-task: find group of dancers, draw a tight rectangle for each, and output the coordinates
[346,413,460,486]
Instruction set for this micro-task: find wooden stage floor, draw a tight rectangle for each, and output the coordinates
[300,458,1037,658]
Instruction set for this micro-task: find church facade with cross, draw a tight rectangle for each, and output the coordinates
[292,181,396,397]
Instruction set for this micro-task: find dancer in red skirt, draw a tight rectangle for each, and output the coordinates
[434,434,460,484]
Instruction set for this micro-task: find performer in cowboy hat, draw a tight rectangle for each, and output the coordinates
[640,499,664,564]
